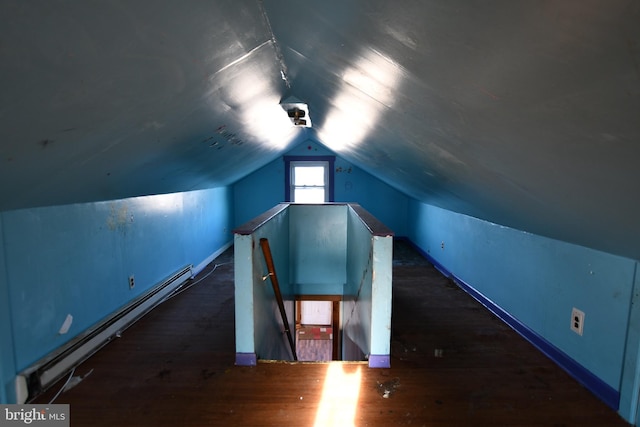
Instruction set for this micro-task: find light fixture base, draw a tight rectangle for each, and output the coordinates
[281,96,312,127]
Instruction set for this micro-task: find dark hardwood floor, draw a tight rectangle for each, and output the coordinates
[35,240,630,426]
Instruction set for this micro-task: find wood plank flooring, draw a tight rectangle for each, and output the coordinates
[34,241,630,426]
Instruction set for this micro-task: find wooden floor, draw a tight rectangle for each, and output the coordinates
[35,240,630,426]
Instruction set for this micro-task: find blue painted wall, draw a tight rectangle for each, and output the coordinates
[407,198,638,413]
[0,187,233,402]
[290,205,347,293]
[344,206,375,359]
[620,267,640,423]
[0,216,16,403]
[233,140,408,236]
[249,207,294,361]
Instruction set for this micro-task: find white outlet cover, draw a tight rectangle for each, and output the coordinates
[570,308,585,336]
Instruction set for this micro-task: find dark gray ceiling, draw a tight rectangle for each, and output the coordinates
[1,1,639,260]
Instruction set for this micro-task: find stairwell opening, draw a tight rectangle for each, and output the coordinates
[296,296,342,362]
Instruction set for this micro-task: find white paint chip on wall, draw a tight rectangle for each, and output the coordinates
[58,314,73,335]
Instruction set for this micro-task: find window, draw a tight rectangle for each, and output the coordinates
[291,162,328,203]
[284,156,335,203]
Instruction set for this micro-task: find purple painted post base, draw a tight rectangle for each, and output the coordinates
[368,354,390,368]
[235,352,257,366]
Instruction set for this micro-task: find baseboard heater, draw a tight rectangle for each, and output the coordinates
[17,264,193,403]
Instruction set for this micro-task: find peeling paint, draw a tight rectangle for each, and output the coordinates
[106,203,131,233]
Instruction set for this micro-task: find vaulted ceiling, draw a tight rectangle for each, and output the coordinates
[1,1,639,260]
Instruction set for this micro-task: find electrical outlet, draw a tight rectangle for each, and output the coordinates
[570,307,585,336]
[441,241,445,249]
[129,275,135,290]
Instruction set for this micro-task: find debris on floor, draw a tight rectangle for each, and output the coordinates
[376,377,400,398]
[63,369,93,393]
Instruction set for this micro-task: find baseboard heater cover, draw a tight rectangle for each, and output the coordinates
[17,264,193,403]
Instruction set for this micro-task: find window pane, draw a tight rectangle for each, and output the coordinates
[294,188,326,203]
[294,166,325,186]
[301,301,332,325]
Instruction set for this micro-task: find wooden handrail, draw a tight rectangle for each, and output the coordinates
[260,238,297,361]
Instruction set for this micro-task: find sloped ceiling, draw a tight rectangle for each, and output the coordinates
[1,1,639,260]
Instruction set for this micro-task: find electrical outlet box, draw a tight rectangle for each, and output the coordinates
[570,307,585,336]
[129,275,135,290]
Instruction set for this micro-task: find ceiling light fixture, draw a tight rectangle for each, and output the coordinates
[287,107,307,126]
[281,96,312,127]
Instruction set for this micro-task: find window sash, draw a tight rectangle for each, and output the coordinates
[290,161,329,203]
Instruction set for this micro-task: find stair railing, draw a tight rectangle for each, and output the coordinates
[260,238,298,361]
